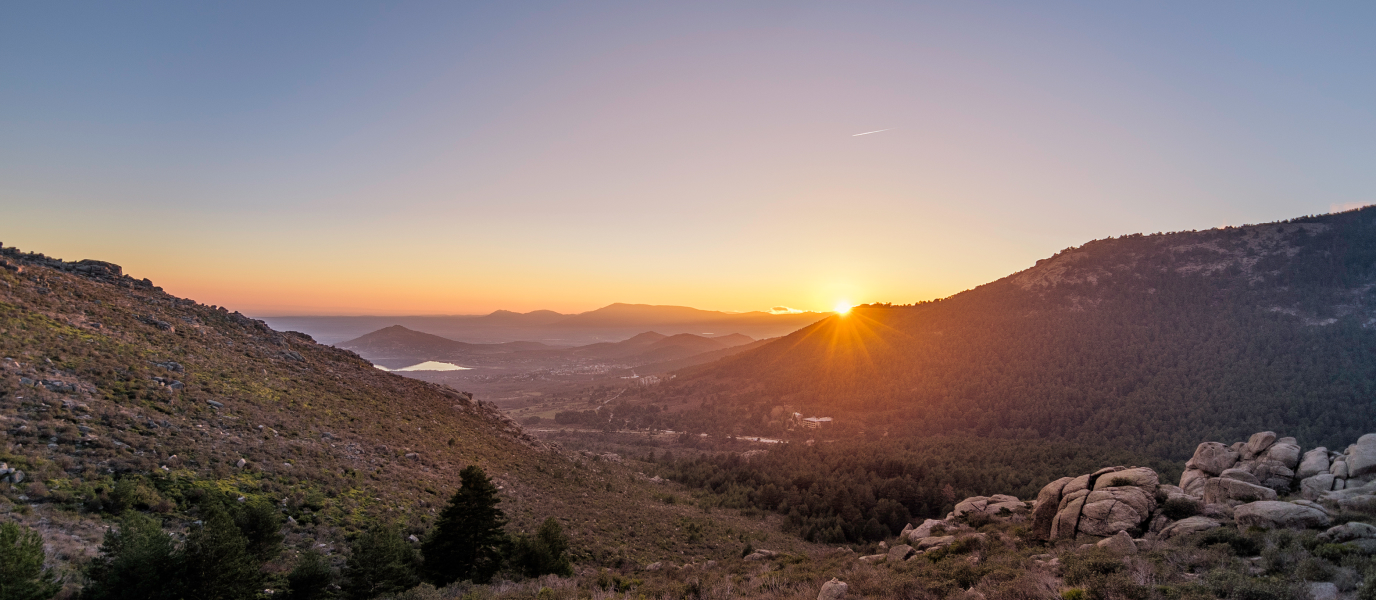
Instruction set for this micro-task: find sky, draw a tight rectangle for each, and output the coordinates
[3,2,1376,316]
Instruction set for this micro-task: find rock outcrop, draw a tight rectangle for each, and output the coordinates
[1032,466,1159,541]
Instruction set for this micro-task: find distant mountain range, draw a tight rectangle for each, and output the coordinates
[339,325,764,374]
[659,208,1376,459]
[262,303,826,346]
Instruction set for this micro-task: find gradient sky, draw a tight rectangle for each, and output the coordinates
[4,2,1376,315]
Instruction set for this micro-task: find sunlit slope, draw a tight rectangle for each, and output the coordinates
[665,208,1376,459]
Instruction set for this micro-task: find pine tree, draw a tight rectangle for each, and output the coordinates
[421,465,508,585]
[178,504,263,600]
[285,549,335,600]
[341,524,418,600]
[0,522,61,600]
[80,513,178,600]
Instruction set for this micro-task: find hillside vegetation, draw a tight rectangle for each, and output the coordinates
[655,208,1376,459]
[0,244,815,592]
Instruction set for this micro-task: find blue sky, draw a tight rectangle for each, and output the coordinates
[3,2,1375,314]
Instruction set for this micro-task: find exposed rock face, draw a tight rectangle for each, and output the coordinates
[1078,487,1156,536]
[1031,477,1073,540]
[1035,466,1159,541]
[1234,501,1331,530]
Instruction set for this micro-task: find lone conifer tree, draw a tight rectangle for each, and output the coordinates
[421,465,507,585]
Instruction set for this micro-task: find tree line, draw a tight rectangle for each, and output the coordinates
[0,466,570,600]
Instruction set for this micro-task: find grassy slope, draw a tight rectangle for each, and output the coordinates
[0,247,817,580]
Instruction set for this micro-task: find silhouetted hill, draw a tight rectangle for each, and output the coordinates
[263,304,823,346]
[338,325,548,360]
[662,208,1376,459]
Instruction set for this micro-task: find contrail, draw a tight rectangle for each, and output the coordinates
[852,128,891,136]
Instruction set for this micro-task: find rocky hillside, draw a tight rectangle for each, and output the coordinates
[659,208,1376,459]
[0,244,815,580]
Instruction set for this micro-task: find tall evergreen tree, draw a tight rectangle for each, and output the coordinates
[178,504,264,600]
[341,524,419,600]
[80,513,178,600]
[0,522,61,600]
[421,465,507,585]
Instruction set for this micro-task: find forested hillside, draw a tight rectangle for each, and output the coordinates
[656,208,1376,459]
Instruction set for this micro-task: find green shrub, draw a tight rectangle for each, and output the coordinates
[1204,569,1296,600]
[1063,550,1125,586]
[285,549,335,600]
[1161,498,1201,520]
[1198,528,1262,556]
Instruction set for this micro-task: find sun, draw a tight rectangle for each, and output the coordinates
[834,301,852,315]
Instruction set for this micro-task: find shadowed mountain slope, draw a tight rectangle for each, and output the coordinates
[662,208,1376,459]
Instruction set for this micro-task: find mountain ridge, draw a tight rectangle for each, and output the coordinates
[658,208,1376,459]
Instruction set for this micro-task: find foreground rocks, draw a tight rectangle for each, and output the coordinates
[1031,466,1159,541]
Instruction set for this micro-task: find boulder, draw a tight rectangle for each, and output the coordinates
[1308,582,1338,600]
[818,579,848,600]
[952,497,989,518]
[1093,467,1159,493]
[1252,460,1297,492]
[887,544,915,561]
[907,519,946,542]
[1242,432,1278,460]
[1179,469,1210,497]
[1234,501,1331,530]
[1031,477,1073,540]
[1318,481,1376,515]
[1203,477,1277,506]
[1301,475,1337,500]
[1265,438,1302,470]
[913,536,955,551]
[1096,531,1138,555]
[1187,442,1240,476]
[1297,448,1331,480]
[857,554,886,563]
[1159,516,1222,540]
[1200,503,1235,520]
[1318,522,1376,544]
[1331,458,1349,479]
[1348,436,1376,480]
[1076,487,1155,537]
[1219,469,1261,485]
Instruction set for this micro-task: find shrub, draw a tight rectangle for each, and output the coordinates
[1204,569,1296,600]
[1062,589,1086,600]
[1197,528,1262,556]
[80,512,178,600]
[508,518,573,579]
[1161,498,1200,520]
